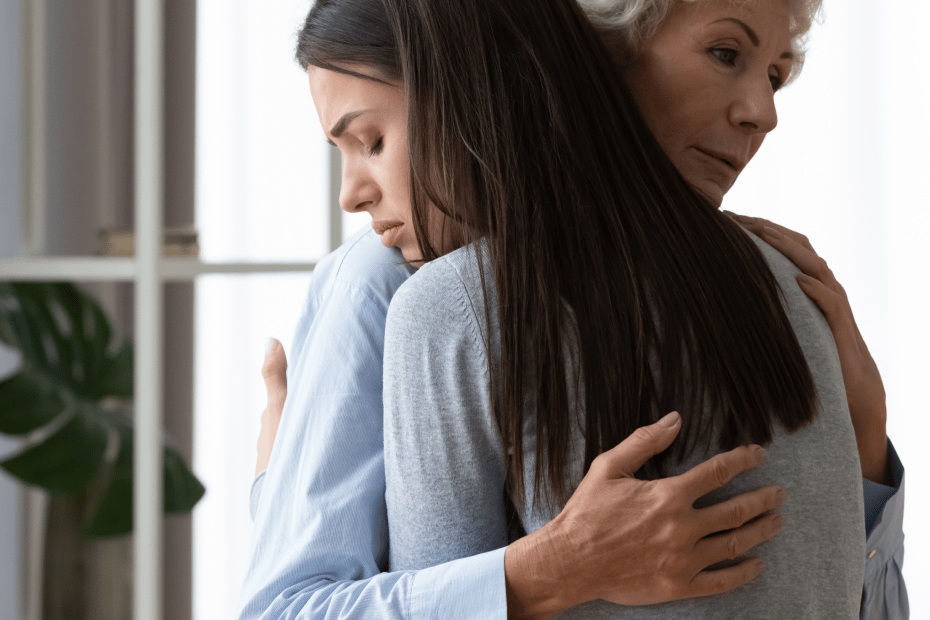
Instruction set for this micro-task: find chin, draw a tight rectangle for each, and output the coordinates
[399,247,424,264]
[690,181,725,207]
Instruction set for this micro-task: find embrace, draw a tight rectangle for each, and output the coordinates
[239,0,907,619]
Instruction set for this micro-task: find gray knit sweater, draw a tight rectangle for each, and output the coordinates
[383,233,864,619]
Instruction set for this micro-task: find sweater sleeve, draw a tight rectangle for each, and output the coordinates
[238,274,506,620]
[383,257,510,618]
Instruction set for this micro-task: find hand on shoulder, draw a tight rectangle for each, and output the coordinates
[725,212,889,484]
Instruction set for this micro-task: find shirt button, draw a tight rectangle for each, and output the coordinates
[868,550,877,559]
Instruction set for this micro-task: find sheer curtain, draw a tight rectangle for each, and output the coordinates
[194,1,929,618]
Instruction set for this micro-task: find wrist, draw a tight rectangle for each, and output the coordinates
[859,434,891,485]
[855,421,889,485]
[504,520,585,620]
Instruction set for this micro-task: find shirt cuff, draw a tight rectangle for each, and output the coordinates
[249,470,266,522]
[410,547,507,620]
[862,440,904,537]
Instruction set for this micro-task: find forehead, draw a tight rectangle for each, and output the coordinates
[307,66,404,133]
[661,0,792,46]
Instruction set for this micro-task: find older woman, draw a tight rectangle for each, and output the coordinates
[240,0,905,619]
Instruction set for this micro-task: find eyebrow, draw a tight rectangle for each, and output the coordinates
[711,17,794,60]
[327,110,367,144]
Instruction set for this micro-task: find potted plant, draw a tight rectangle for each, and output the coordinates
[0,282,205,620]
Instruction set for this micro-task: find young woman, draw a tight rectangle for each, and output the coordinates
[240,1,905,618]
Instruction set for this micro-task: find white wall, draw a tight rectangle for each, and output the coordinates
[0,341,22,620]
[727,1,929,614]
[0,0,22,259]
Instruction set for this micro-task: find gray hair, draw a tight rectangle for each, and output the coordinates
[577,0,823,82]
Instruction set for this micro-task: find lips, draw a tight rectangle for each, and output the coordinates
[695,147,744,171]
[372,220,403,235]
[372,220,405,249]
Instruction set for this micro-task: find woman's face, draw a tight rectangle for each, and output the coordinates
[625,0,794,206]
[308,66,423,262]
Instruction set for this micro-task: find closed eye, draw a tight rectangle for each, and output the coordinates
[368,138,384,157]
[710,47,738,66]
[769,74,784,92]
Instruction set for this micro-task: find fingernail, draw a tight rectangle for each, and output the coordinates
[776,488,787,504]
[659,411,681,427]
[796,273,815,285]
[265,337,277,354]
[753,445,767,462]
[733,213,756,224]
[762,226,783,239]
[772,514,786,532]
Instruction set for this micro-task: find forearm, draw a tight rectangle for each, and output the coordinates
[504,524,584,620]
[854,404,890,485]
[860,445,907,620]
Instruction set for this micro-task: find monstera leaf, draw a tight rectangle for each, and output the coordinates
[0,282,205,536]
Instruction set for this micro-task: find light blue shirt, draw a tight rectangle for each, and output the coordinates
[238,229,507,620]
[239,228,907,620]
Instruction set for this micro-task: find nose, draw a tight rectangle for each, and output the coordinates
[729,75,778,135]
[338,156,379,214]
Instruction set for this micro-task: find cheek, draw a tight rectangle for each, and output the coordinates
[628,66,690,157]
[388,145,411,199]
[747,134,766,163]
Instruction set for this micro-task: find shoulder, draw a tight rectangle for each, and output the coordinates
[745,230,801,285]
[289,229,414,368]
[311,228,415,313]
[743,229,838,349]
[387,243,491,339]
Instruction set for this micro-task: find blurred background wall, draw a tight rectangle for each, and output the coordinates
[1,3,24,619]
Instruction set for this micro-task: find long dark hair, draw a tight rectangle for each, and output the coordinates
[297,0,818,505]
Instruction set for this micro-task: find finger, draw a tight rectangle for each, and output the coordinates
[696,486,785,538]
[693,513,784,580]
[262,337,288,411]
[796,275,854,333]
[686,557,766,598]
[796,274,868,378]
[723,211,815,253]
[594,411,682,479]
[758,227,841,291]
[671,445,767,502]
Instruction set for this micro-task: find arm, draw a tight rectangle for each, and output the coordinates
[238,232,519,620]
[383,258,786,620]
[726,213,908,619]
[860,442,908,620]
[239,280,418,620]
[726,213,890,482]
[242,269,568,620]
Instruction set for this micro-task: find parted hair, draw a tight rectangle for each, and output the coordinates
[296,0,818,506]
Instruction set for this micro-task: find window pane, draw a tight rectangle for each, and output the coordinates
[193,273,312,620]
[196,0,330,263]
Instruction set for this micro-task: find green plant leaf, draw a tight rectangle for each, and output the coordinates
[0,368,67,435]
[0,406,108,494]
[0,282,205,536]
[164,443,206,514]
[94,339,133,400]
[83,410,206,537]
[83,411,133,536]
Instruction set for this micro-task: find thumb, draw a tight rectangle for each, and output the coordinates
[262,337,288,411]
[599,411,681,479]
